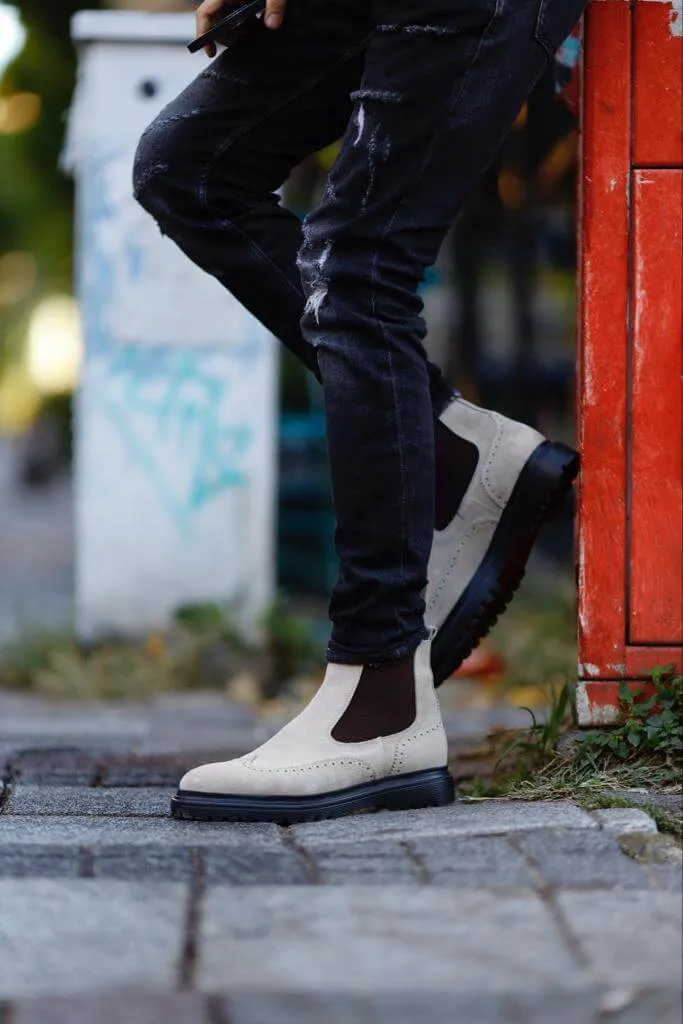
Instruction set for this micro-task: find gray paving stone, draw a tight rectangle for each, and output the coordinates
[135,734,254,757]
[8,750,98,786]
[310,839,419,884]
[224,992,605,1024]
[646,864,683,890]
[409,834,535,887]
[198,886,584,993]
[1,739,142,761]
[598,989,683,1024]
[506,992,615,1024]
[141,692,259,730]
[203,846,310,885]
[0,845,82,879]
[100,755,206,788]
[0,692,259,761]
[0,815,284,848]
[96,750,251,787]
[0,692,74,719]
[602,789,683,818]
[0,816,301,882]
[593,808,658,835]
[5,838,310,884]
[7,786,172,817]
[91,845,195,881]
[11,992,210,1024]
[558,890,682,989]
[224,994,376,1024]
[514,829,652,889]
[0,881,187,998]
[290,801,597,846]
[0,720,142,746]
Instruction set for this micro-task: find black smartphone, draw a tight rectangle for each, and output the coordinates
[188,0,267,53]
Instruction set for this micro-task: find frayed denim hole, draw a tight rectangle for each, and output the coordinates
[299,237,333,327]
[200,65,251,86]
[377,24,463,37]
[348,100,394,212]
[350,88,404,104]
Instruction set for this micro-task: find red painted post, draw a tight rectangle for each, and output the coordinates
[577,0,683,725]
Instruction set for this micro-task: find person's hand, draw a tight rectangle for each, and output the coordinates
[263,0,287,30]
[196,0,287,58]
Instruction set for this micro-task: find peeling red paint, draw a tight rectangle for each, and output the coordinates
[578,1,683,725]
[634,1,683,163]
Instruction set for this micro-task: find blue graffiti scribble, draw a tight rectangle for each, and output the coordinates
[75,151,272,535]
[98,345,253,535]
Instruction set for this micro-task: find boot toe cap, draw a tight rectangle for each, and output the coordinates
[179,759,249,794]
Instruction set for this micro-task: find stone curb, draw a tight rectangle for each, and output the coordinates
[4,988,682,1024]
[592,808,659,835]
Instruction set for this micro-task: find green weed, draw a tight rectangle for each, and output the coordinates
[577,792,682,841]
[461,666,683,824]
[574,667,682,767]
[493,682,573,779]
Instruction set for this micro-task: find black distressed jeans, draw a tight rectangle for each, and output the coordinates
[134,0,586,664]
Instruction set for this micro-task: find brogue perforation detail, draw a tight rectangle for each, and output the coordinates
[390,722,444,774]
[479,414,509,509]
[240,757,378,778]
[427,518,499,611]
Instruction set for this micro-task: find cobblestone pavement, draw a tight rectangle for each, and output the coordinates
[0,690,681,1024]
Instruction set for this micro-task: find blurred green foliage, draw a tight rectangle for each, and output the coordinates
[0,2,102,365]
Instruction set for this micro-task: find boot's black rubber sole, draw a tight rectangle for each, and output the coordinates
[431,440,579,687]
[170,767,455,824]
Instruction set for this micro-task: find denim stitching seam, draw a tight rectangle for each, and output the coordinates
[369,210,408,589]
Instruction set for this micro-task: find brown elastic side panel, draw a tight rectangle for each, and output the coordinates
[331,656,417,743]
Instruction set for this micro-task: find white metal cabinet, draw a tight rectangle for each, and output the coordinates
[66,11,278,640]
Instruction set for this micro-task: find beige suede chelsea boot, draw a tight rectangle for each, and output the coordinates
[428,397,579,684]
[172,636,453,824]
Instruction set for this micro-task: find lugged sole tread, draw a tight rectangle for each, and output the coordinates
[432,442,579,686]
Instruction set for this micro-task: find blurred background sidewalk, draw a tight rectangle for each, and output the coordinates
[0,436,73,646]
